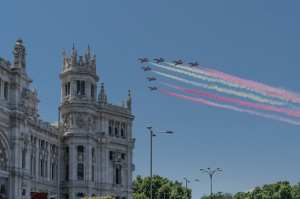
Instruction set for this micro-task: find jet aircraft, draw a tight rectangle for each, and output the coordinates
[146,77,156,81]
[148,87,157,91]
[138,58,149,63]
[141,67,151,71]
[188,62,199,67]
[173,60,183,65]
[154,58,164,63]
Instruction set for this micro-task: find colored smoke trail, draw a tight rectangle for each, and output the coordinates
[165,62,298,103]
[158,90,300,126]
[158,81,300,117]
[152,70,287,106]
[201,66,300,103]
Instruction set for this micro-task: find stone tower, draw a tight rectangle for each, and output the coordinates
[59,44,135,199]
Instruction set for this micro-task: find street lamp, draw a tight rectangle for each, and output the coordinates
[183,178,199,199]
[147,126,173,199]
[199,167,222,199]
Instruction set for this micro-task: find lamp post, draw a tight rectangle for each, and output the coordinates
[147,126,173,199]
[183,178,199,199]
[199,167,222,199]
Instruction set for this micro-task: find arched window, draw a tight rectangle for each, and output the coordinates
[116,197,120,199]
[67,82,70,95]
[77,193,84,199]
[92,194,96,197]
[77,164,84,180]
[4,82,8,101]
[81,81,85,95]
[115,127,118,136]
[66,193,69,199]
[77,81,81,95]
[109,126,112,134]
[121,153,125,160]
[91,84,94,98]
[121,129,124,137]
[66,164,69,181]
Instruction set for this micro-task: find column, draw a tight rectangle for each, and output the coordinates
[47,143,51,181]
[86,81,91,100]
[70,80,76,100]
[69,143,75,182]
[25,147,31,172]
[35,138,39,178]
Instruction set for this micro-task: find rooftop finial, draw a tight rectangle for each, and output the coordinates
[72,43,75,50]
[127,90,131,109]
[16,38,23,44]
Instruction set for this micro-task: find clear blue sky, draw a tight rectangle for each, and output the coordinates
[1,1,300,198]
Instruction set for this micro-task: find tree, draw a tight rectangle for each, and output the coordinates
[201,192,233,199]
[133,174,192,199]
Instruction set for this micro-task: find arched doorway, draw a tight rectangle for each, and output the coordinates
[31,192,48,199]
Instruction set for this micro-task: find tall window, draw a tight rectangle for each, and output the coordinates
[66,194,69,199]
[4,82,8,101]
[115,127,118,136]
[77,164,84,180]
[121,153,125,160]
[77,81,85,95]
[52,163,54,179]
[92,165,94,181]
[40,160,43,176]
[22,150,26,168]
[66,146,69,153]
[116,168,120,184]
[91,84,94,98]
[66,164,69,181]
[67,82,70,95]
[109,126,112,134]
[109,151,113,160]
[121,129,124,137]
[77,146,84,153]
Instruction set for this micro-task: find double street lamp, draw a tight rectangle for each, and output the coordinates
[183,178,199,199]
[199,167,222,199]
[147,126,173,199]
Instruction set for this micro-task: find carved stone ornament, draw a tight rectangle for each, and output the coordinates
[63,116,70,130]
[0,140,8,170]
[76,114,85,128]
[77,152,84,162]
[19,88,29,112]
[88,116,96,131]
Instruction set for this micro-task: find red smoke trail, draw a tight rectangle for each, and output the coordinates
[158,90,300,125]
[158,81,300,117]
[199,66,300,103]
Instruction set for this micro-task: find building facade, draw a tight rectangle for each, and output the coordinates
[0,39,136,199]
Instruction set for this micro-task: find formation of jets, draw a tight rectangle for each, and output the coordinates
[139,58,199,91]
[188,62,199,67]
[154,58,164,63]
[147,77,156,81]
[173,60,183,65]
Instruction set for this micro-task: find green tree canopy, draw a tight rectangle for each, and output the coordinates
[133,174,192,199]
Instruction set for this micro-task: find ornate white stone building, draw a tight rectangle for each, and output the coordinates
[0,39,136,199]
